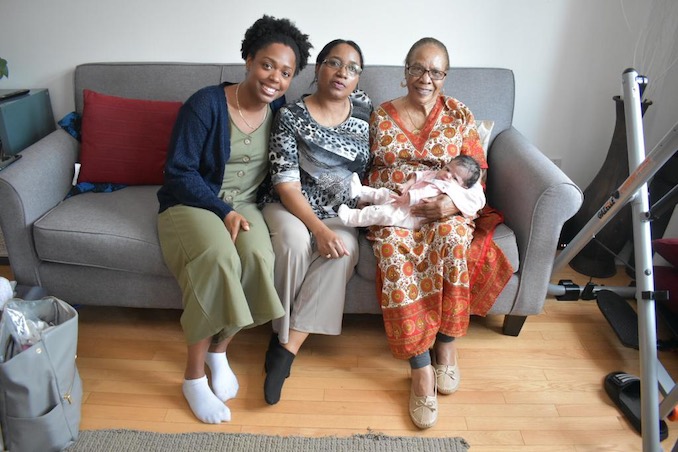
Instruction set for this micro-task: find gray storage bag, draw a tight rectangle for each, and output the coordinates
[0,297,82,451]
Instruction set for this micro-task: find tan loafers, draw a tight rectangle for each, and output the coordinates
[409,381,438,429]
[432,350,460,395]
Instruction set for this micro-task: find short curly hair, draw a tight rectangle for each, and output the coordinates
[241,15,313,75]
[405,37,449,69]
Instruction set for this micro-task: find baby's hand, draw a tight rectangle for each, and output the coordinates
[399,176,416,193]
[392,193,409,206]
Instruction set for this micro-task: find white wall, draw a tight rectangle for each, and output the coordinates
[0,0,676,188]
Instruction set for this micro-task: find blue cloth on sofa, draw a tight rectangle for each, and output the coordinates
[66,181,127,198]
[58,112,81,141]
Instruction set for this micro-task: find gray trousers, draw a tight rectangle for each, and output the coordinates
[262,203,359,344]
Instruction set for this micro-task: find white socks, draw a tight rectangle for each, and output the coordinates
[182,352,239,424]
[205,351,239,402]
[182,376,231,424]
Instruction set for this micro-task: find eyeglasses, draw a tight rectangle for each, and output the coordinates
[322,58,363,76]
[406,65,447,81]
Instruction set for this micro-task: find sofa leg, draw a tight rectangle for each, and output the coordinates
[502,315,527,337]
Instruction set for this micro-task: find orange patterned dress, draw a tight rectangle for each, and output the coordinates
[367,96,513,360]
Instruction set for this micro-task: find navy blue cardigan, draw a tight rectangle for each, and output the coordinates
[157,82,285,219]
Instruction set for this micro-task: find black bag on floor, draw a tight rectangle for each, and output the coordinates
[0,296,82,451]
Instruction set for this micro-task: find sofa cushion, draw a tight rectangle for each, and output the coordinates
[78,90,182,185]
[33,186,170,277]
[492,223,519,271]
[354,223,518,282]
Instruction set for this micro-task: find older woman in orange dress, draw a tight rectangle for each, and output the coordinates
[367,37,512,429]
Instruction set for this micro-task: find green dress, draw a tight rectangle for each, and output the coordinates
[157,112,283,344]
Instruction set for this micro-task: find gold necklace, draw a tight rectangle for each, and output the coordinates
[404,105,424,134]
[235,83,268,132]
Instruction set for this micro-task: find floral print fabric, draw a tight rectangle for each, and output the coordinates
[367,96,512,359]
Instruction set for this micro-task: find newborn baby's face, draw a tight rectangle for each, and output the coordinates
[436,163,469,188]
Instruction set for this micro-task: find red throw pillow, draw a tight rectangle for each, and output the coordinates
[78,90,182,185]
[654,238,678,267]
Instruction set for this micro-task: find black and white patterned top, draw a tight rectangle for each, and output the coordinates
[263,89,373,219]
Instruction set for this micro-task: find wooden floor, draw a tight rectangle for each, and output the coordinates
[2,264,678,451]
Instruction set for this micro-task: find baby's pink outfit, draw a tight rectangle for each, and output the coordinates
[338,171,485,229]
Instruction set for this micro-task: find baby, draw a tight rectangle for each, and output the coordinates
[337,155,485,229]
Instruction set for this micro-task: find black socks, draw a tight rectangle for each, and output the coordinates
[264,334,296,405]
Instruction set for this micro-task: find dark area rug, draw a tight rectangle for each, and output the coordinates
[66,430,470,452]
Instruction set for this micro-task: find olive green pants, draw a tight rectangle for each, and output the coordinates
[158,204,284,345]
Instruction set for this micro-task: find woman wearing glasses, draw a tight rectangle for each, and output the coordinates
[261,39,372,405]
[366,37,512,428]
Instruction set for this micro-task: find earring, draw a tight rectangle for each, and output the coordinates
[400,79,407,88]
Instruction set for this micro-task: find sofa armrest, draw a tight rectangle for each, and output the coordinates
[487,127,583,315]
[0,130,78,285]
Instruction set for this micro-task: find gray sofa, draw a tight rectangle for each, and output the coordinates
[0,62,583,336]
